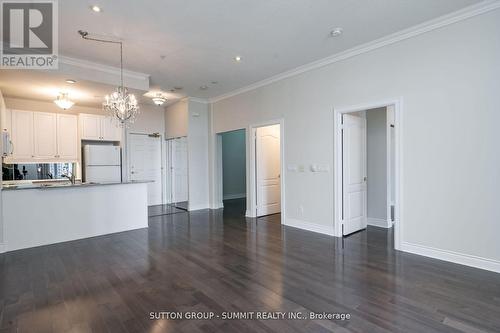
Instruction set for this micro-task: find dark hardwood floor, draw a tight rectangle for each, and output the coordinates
[1,199,499,332]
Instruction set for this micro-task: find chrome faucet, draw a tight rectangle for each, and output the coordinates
[61,173,76,184]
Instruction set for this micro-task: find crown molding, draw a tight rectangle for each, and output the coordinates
[188,97,210,104]
[59,56,150,81]
[210,0,500,103]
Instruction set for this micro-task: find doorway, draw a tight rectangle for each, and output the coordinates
[128,133,164,206]
[166,137,189,211]
[220,129,247,215]
[334,99,401,249]
[248,121,284,222]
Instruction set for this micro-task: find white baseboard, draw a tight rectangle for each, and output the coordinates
[223,193,246,200]
[367,217,393,228]
[245,210,255,218]
[284,218,335,236]
[188,204,210,212]
[401,242,500,274]
[210,202,224,210]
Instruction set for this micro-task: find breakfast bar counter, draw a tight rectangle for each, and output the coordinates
[1,181,149,252]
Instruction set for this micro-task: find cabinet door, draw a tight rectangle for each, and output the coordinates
[11,110,34,160]
[80,114,102,140]
[33,112,57,159]
[57,114,78,160]
[101,116,122,141]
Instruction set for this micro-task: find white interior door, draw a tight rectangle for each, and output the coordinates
[172,137,188,203]
[129,134,163,206]
[256,124,281,217]
[342,113,368,235]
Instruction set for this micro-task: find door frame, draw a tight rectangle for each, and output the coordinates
[165,136,189,206]
[214,129,247,209]
[125,132,166,205]
[333,98,403,250]
[248,119,285,225]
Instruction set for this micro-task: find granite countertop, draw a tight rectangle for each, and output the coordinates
[2,180,152,191]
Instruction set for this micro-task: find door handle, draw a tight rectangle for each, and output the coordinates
[364,177,367,182]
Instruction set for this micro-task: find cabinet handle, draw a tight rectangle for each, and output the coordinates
[9,140,14,155]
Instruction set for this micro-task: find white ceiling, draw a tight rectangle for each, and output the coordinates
[1,0,482,105]
[0,69,182,107]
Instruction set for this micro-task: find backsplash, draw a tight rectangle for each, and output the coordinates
[2,163,74,181]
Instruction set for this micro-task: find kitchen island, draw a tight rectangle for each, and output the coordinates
[1,181,149,252]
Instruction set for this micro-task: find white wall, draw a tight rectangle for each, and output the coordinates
[366,107,387,221]
[165,99,188,139]
[187,100,210,210]
[211,10,500,267]
[221,129,246,199]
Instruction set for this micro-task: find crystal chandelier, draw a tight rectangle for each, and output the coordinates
[78,30,139,127]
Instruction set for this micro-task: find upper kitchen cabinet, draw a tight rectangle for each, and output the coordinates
[7,110,78,163]
[33,112,57,159]
[11,110,34,160]
[56,114,78,160]
[79,113,122,142]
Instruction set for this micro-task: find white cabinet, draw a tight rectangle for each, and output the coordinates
[8,110,78,162]
[33,112,57,159]
[56,114,78,160]
[101,116,122,141]
[11,110,34,160]
[79,114,122,141]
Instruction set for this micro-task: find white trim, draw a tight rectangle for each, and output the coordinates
[248,119,285,226]
[0,243,5,254]
[223,193,246,200]
[333,98,403,251]
[210,1,500,103]
[188,204,210,211]
[188,97,210,104]
[284,218,335,236]
[211,203,224,210]
[367,218,392,228]
[401,242,500,274]
[59,56,150,81]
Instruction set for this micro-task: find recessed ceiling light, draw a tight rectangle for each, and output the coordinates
[211,81,218,85]
[174,86,183,90]
[234,56,242,62]
[91,5,101,12]
[65,79,76,84]
[200,85,208,90]
[330,28,343,37]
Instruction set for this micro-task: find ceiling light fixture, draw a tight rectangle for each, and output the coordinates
[65,79,76,84]
[234,56,242,62]
[152,93,166,106]
[54,93,74,110]
[79,30,139,127]
[330,27,343,37]
[91,5,101,12]
[200,85,208,90]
